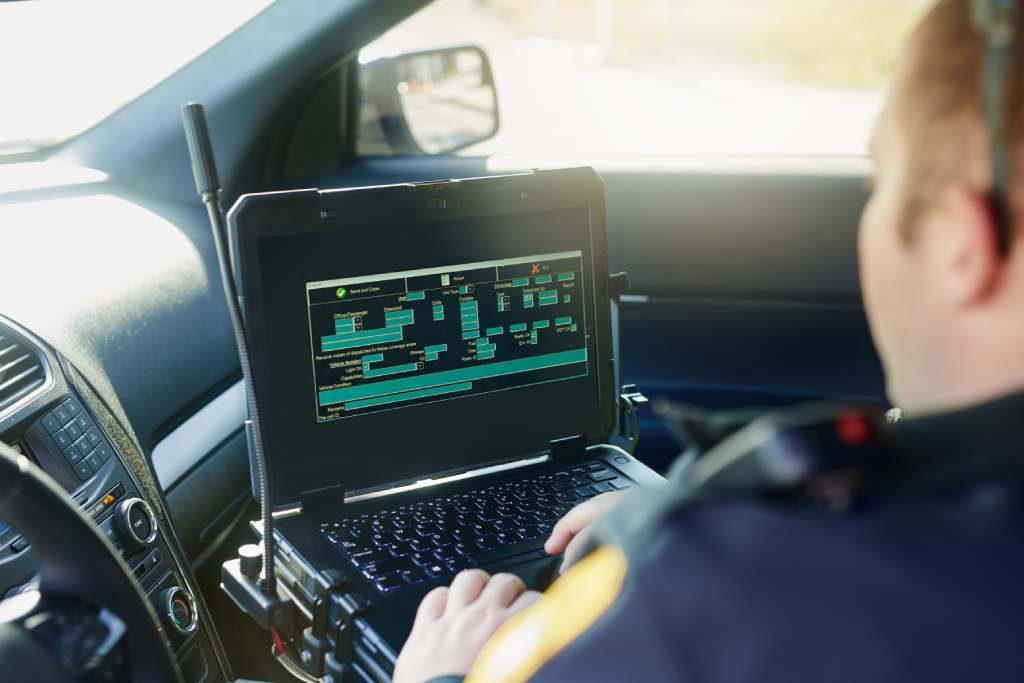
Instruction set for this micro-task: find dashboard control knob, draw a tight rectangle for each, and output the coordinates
[113,497,157,552]
[159,587,198,637]
[238,543,263,578]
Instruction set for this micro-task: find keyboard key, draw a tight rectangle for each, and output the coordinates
[363,559,408,578]
[447,557,474,573]
[471,539,547,567]
[376,575,405,592]
[608,479,632,491]
[588,469,616,482]
[403,567,428,584]
[592,482,614,494]
[495,531,517,546]
[574,486,596,498]
[423,563,446,578]
[388,544,411,558]
[410,552,436,567]
[409,539,432,553]
[350,549,386,566]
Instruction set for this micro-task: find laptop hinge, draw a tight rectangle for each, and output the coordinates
[300,483,346,518]
[549,434,587,462]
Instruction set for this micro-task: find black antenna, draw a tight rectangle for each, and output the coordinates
[181,102,277,596]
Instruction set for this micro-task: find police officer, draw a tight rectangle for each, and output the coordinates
[393,1,1024,680]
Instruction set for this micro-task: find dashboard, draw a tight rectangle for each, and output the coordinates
[0,315,229,682]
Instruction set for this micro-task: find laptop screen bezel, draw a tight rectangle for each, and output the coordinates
[229,168,615,509]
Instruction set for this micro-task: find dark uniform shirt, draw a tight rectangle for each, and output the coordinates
[463,391,1024,682]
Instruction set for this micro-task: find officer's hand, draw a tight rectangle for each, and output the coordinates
[393,569,541,683]
[544,491,623,571]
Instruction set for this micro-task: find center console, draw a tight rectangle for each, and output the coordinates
[0,316,228,682]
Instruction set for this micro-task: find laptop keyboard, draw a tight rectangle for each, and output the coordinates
[320,462,632,593]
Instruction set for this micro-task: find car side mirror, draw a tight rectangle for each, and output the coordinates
[359,45,499,155]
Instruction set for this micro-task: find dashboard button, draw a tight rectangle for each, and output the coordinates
[72,438,92,462]
[114,498,158,552]
[159,587,198,637]
[85,427,103,448]
[96,444,114,464]
[84,450,104,473]
[64,421,83,442]
[64,397,83,417]
[74,413,92,433]
[41,413,61,434]
[95,443,113,463]
[10,537,29,553]
[74,459,95,481]
[52,403,72,426]
[63,443,85,465]
[98,517,119,547]
[53,429,73,450]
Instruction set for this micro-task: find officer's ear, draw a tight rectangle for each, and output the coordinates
[922,182,1003,309]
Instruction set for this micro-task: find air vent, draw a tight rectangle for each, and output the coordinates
[0,326,47,414]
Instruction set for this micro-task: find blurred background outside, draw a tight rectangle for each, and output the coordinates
[363,0,929,157]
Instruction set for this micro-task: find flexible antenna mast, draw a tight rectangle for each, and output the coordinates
[181,102,277,596]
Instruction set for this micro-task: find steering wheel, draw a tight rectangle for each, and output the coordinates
[0,439,180,682]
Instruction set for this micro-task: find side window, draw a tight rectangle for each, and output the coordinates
[358,0,924,158]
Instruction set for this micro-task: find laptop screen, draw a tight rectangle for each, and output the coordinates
[305,250,589,422]
[238,171,614,506]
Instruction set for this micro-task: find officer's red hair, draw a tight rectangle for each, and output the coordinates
[895,0,1024,238]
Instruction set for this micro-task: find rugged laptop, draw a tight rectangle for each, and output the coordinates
[228,167,663,675]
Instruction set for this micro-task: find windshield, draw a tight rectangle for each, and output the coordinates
[0,0,273,155]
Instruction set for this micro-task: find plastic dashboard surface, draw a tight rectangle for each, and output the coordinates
[0,315,226,681]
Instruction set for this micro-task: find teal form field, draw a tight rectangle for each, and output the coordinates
[320,348,588,407]
[345,382,473,410]
[364,362,419,379]
[384,309,415,327]
[322,328,403,351]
